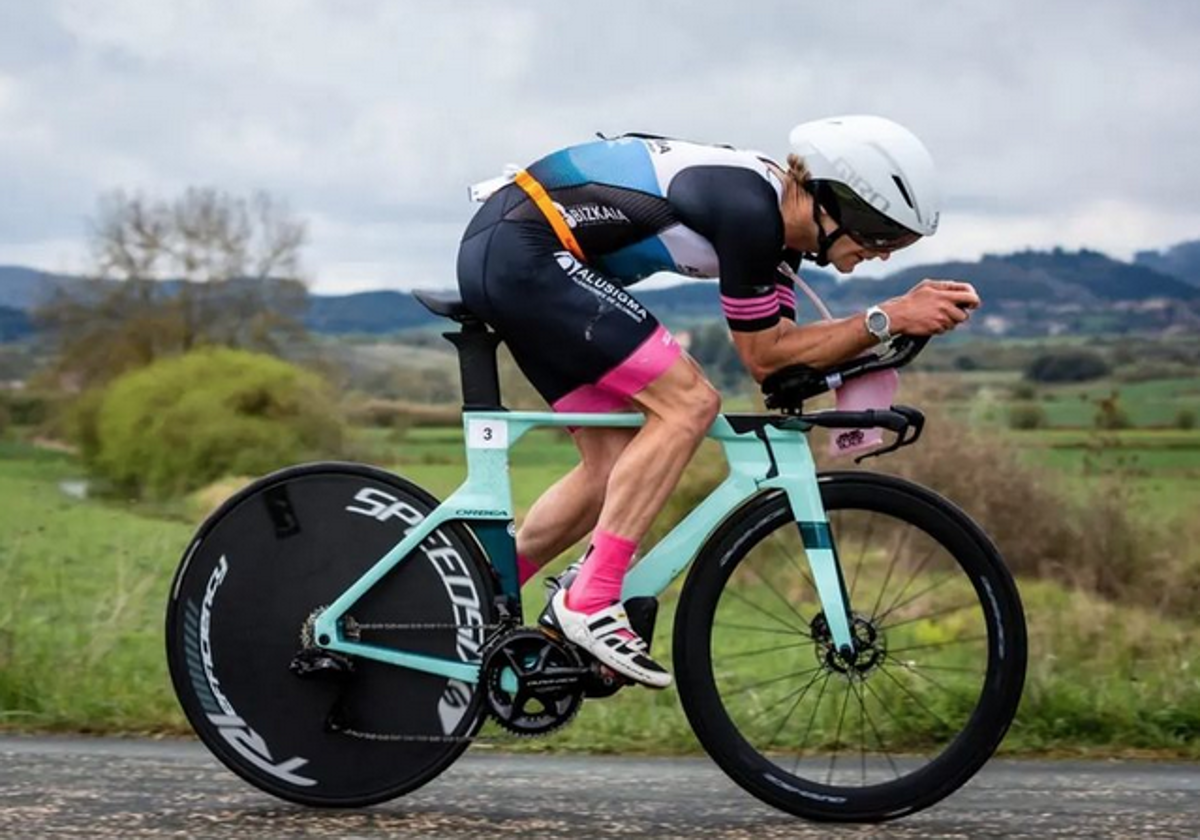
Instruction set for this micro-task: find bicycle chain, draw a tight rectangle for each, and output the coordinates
[323,617,555,745]
[344,617,508,635]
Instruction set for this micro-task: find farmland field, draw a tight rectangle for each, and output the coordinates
[2,366,1200,756]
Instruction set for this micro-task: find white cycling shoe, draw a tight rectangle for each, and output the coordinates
[541,588,672,690]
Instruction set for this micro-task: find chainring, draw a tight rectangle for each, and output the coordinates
[482,627,587,737]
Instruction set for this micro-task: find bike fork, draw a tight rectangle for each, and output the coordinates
[774,470,856,656]
[794,519,856,657]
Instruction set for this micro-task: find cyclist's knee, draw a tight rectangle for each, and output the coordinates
[661,378,721,440]
[630,356,721,440]
[692,381,723,430]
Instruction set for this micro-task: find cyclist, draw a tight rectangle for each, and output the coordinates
[456,115,980,688]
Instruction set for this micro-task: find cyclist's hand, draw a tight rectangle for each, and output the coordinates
[883,279,980,336]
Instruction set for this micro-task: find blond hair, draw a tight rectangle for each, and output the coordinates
[785,153,811,187]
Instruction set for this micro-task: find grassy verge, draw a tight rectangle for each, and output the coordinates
[0,441,192,732]
[0,435,1198,758]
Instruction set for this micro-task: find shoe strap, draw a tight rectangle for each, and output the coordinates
[585,605,648,652]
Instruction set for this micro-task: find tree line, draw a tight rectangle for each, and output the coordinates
[37,188,310,389]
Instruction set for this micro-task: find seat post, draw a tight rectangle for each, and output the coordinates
[411,288,506,411]
[444,322,504,411]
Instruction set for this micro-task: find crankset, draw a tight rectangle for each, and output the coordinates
[287,598,661,742]
[482,627,589,736]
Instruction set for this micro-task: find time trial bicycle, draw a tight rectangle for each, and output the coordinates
[166,289,1026,823]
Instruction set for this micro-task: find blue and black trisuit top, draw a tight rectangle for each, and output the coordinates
[457,135,801,407]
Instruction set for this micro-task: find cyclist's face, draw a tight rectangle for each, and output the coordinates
[827,235,894,274]
[779,179,914,272]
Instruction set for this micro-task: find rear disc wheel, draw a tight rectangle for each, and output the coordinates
[165,462,496,807]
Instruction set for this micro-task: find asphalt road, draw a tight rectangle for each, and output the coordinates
[1,736,1198,839]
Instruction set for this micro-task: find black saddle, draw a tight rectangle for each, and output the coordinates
[412,289,480,325]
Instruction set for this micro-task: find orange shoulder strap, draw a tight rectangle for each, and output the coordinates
[513,170,586,261]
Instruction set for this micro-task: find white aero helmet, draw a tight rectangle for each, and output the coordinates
[788,115,940,258]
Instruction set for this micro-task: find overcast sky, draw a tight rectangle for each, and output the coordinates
[2,0,1199,293]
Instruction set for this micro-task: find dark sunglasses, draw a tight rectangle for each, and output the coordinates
[819,182,922,252]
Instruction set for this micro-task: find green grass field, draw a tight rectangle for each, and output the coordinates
[0,440,192,731]
[1005,427,1200,519]
[940,373,1200,431]
[1,424,1198,757]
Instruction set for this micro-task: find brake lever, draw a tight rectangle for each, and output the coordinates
[853,433,905,464]
[892,405,926,446]
[852,405,926,464]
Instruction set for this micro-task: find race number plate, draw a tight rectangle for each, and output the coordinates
[467,419,508,450]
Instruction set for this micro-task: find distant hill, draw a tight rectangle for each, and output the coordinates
[0,266,86,310]
[1134,240,1200,287]
[306,291,441,334]
[0,305,32,341]
[858,248,1200,306]
[4,243,1200,341]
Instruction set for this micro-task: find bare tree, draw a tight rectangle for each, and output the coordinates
[38,188,310,388]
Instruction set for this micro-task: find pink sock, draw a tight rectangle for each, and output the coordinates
[566,529,638,614]
[517,553,540,586]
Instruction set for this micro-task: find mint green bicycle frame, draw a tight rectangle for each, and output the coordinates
[312,410,850,685]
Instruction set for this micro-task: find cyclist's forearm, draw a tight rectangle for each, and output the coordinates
[731,316,875,381]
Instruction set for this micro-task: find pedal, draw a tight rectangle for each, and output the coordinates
[583,661,629,698]
[289,647,356,682]
[624,596,659,654]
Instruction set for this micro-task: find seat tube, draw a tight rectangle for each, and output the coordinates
[456,412,521,612]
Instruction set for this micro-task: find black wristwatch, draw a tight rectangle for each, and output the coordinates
[865,305,892,344]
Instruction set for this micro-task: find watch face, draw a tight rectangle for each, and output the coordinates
[868,311,888,332]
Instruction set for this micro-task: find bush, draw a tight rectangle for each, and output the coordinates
[345,397,460,430]
[0,389,67,428]
[867,400,1197,617]
[1007,403,1047,430]
[1025,350,1111,383]
[1093,392,1132,430]
[90,348,345,499]
[66,388,107,464]
[1175,409,1197,431]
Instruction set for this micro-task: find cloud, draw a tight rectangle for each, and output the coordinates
[0,1,1198,293]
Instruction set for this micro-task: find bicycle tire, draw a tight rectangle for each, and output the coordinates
[673,471,1026,822]
[165,461,497,807]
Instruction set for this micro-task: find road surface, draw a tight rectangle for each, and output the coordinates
[1,736,1198,838]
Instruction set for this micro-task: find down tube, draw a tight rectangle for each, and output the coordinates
[621,473,761,599]
[621,420,855,653]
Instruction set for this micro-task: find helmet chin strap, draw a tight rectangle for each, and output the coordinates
[801,186,848,267]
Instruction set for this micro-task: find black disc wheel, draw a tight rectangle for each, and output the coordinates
[674,471,1027,822]
[166,462,497,807]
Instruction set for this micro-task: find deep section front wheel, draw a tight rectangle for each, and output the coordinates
[166,462,496,807]
[674,471,1026,822]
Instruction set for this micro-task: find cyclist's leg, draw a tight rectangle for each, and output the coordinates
[565,354,719,613]
[459,214,691,587]
[543,353,718,687]
[516,426,637,567]
[593,356,720,540]
[458,214,715,685]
